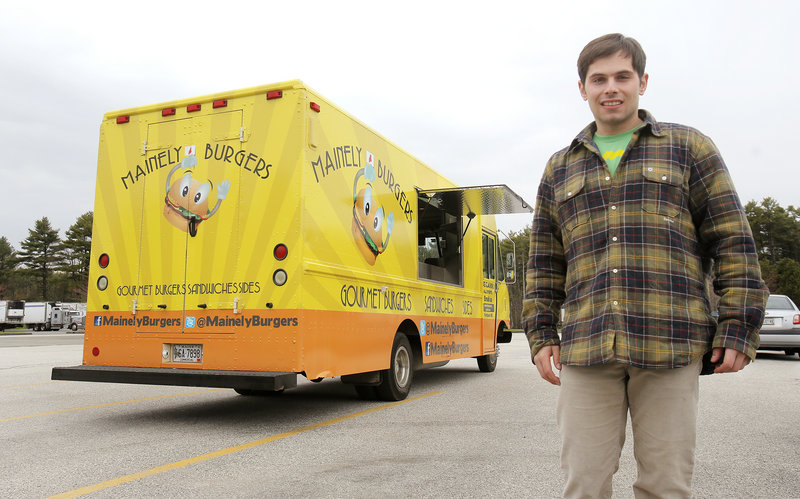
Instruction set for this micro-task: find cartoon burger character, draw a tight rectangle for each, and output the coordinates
[163,154,230,237]
[352,162,394,265]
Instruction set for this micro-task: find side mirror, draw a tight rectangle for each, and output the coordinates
[505,252,516,283]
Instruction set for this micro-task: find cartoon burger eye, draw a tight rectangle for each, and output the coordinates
[362,186,373,216]
[373,207,383,232]
[194,183,211,204]
[179,173,193,198]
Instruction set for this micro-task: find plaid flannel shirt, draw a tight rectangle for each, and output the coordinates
[524,110,767,368]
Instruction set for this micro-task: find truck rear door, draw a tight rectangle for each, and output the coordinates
[140,110,243,333]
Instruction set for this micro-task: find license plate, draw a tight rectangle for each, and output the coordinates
[172,344,203,363]
[763,318,775,326]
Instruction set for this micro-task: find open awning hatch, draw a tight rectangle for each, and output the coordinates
[417,184,532,218]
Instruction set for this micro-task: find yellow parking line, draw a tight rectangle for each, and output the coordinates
[0,381,61,390]
[49,390,443,499]
[0,389,226,422]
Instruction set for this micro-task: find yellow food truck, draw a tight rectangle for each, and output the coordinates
[52,81,531,400]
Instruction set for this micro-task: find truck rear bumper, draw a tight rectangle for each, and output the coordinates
[51,365,297,391]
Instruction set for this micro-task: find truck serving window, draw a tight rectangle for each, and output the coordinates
[417,192,463,286]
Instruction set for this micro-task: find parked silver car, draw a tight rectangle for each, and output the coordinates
[759,294,800,358]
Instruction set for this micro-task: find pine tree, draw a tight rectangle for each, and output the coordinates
[18,218,62,300]
[0,236,17,298]
[61,212,93,300]
[745,198,800,305]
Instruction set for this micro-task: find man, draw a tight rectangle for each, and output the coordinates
[524,33,767,498]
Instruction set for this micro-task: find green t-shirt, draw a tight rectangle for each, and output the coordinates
[594,126,639,177]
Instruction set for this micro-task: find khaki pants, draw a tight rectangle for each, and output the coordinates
[557,359,702,499]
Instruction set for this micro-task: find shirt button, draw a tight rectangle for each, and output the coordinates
[567,191,573,196]
[612,236,618,242]
[647,167,653,172]
[605,176,611,181]
[613,301,619,306]
[611,205,617,210]
[661,175,668,181]
[612,268,618,273]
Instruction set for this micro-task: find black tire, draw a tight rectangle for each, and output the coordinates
[477,350,498,372]
[70,323,78,332]
[376,333,414,401]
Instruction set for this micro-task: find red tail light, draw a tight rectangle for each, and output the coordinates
[267,90,283,100]
[793,314,800,325]
[274,244,288,261]
[116,116,130,124]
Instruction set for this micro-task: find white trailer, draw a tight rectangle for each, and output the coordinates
[23,302,56,331]
[0,300,25,331]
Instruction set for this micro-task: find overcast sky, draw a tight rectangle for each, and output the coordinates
[1,0,797,247]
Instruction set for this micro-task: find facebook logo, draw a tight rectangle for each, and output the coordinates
[94,316,101,326]
[426,342,431,356]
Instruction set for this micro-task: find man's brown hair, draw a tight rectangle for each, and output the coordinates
[577,33,646,84]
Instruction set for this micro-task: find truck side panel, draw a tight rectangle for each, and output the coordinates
[297,89,500,377]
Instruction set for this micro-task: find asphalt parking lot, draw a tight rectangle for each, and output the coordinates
[1,331,798,498]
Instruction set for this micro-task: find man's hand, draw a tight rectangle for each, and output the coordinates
[711,347,751,374]
[533,345,562,385]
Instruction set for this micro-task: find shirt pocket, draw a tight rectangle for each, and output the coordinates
[556,172,591,233]
[641,164,684,217]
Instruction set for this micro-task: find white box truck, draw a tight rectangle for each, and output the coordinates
[0,300,25,331]
[23,302,56,331]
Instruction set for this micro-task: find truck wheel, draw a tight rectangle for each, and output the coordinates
[70,323,78,332]
[477,350,498,372]
[376,333,413,401]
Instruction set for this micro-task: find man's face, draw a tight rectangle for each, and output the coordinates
[579,51,648,135]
